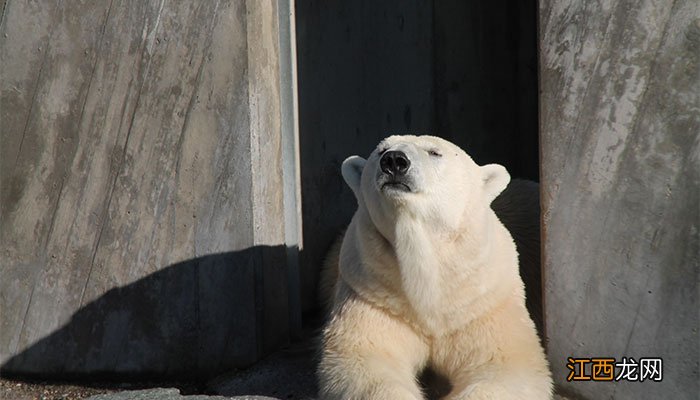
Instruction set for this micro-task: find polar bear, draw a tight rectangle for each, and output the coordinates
[318,135,552,400]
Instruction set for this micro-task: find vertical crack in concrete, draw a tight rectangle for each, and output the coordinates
[562,0,620,162]
[14,38,51,169]
[43,178,65,251]
[79,3,159,309]
[73,0,115,144]
[0,0,9,29]
[14,276,37,355]
[625,0,678,141]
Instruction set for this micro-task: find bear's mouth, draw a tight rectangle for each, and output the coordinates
[381,181,411,192]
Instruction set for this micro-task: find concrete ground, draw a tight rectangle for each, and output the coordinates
[87,389,277,400]
[2,325,570,400]
[205,335,319,400]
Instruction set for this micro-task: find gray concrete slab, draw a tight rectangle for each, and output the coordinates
[1,0,294,376]
[87,388,279,400]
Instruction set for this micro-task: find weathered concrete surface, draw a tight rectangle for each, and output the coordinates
[1,0,296,376]
[540,0,699,399]
[207,336,318,400]
[87,388,278,400]
[87,387,567,400]
[295,0,539,312]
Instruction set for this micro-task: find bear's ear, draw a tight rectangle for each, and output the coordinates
[480,164,510,204]
[341,156,366,198]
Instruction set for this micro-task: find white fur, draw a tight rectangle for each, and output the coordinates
[319,135,552,399]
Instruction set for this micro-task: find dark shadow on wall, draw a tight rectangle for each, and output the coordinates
[1,245,295,380]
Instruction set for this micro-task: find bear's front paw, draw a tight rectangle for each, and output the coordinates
[447,380,552,400]
[320,383,423,400]
[448,383,511,400]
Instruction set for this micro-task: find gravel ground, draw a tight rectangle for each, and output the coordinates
[0,378,204,400]
[0,378,115,400]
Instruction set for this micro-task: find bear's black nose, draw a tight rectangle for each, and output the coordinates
[380,150,411,176]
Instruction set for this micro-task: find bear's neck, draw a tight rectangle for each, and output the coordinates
[391,212,495,323]
[351,209,510,333]
[392,215,442,320]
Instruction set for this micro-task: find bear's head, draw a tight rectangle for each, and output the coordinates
[342,135,510,240]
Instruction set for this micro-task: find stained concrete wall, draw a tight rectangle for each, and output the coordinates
[295,0,539,312]
[0,0,300,377]
[540,0,699,398]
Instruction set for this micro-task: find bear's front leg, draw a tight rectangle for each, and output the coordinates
[446,367,553,400]
[439,296,552,400]
[319,292,428,400]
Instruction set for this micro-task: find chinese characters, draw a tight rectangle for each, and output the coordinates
[566,357,663,382]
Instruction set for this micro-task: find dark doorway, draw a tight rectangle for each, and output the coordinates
[295,0,539,312]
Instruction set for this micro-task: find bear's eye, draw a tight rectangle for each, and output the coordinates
[378,148,388,156]
[428,149,442,158]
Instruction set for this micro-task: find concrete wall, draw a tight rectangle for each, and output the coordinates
[295,0,539,312]
[0,0,300,377]
[540,0,699,398]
